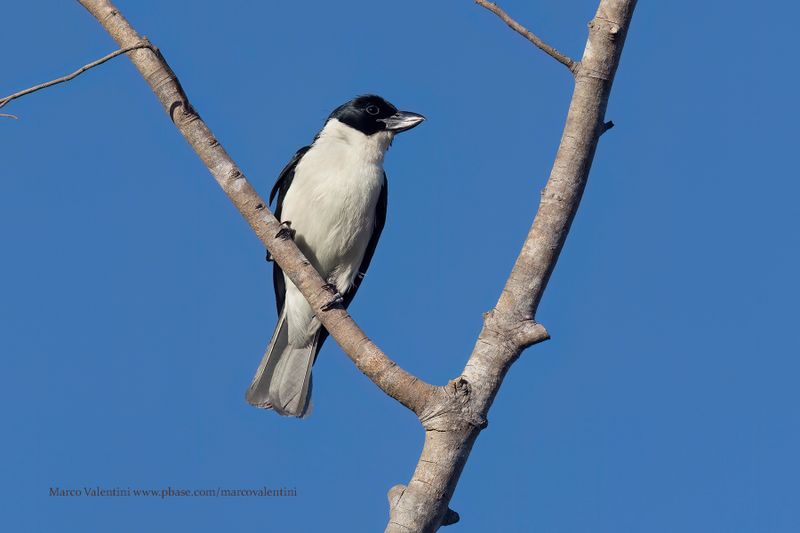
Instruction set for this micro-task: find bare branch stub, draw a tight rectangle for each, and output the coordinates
[475,0,578,73]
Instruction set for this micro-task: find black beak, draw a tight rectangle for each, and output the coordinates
[379,111,426,133]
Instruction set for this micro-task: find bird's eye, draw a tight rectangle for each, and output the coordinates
[366,104,380,115]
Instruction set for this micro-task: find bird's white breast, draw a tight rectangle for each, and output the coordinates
[280,118,390,292]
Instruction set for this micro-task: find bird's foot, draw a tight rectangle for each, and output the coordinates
[266,222,294,261]
[320,283,344,311]
[275,221,295,240]
[321,295,344,311]
[321,282,337,293]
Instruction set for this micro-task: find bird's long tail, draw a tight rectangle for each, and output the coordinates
[246,307,319,417]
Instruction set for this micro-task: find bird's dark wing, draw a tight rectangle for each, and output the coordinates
[271,146,311,314]
[270,146,311,220]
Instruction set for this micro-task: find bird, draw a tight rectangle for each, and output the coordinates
[246,95,425,417]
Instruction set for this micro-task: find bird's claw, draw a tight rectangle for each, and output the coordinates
[275,221,295,240]
[321,296,344,311]
[267,222,294,261]
[320,284,344,311]
[321,282,337,293]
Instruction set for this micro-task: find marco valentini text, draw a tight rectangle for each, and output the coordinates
[49,486,298,498]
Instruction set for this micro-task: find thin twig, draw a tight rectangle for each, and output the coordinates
[0,42,153,115]
[475,0,578,72]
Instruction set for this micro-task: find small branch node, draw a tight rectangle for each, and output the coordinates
[442,508,460,526]
[601,120,615,135]
[103,9,118,22]
[516,320,550,349]
[418,380,487,432]
[387,484,406,510]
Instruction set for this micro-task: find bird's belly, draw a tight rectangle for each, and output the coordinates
[280,166,382,292]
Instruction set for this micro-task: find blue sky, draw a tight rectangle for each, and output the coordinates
[2,1,798,531]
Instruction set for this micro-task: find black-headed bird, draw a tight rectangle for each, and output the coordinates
[246,95,425,417]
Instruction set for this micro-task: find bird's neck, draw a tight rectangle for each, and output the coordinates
[315,118,393,166]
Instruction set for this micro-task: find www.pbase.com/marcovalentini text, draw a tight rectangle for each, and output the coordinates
[49,486,298,498]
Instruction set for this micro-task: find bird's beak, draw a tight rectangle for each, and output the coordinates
[379,111,425,133]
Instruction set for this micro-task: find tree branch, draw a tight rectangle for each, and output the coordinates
[11,1,637,530]
[0,42,154,116]
[71,0,435,416]
[385,1,638,530]
[475,0,578,72]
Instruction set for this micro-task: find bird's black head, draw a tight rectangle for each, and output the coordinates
[328,95,425,136]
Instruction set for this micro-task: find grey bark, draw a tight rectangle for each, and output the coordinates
[1,1,638,530]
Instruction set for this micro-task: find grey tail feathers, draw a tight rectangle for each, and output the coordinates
[246,308,320,417]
